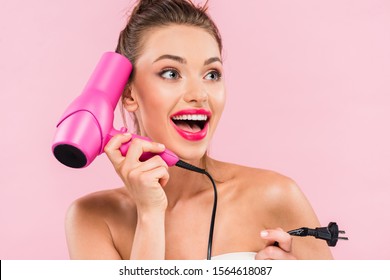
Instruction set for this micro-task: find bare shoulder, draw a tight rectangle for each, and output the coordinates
[210,159,317,228]
[237,165,305,212]
[210,159,333,259]
[66,187,134,219]
[65,187,135,259]
[212,159,300,200]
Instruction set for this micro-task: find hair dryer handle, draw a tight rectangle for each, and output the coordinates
[108,129,179,167]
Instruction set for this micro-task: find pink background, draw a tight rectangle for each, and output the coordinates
[1,0,389,259]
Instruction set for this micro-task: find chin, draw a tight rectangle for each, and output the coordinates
[169,144,208,165]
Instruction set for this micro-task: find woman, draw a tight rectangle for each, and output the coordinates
[65,0,333,260]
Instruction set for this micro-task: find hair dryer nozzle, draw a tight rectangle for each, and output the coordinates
[52,52,132,168]
[52,110,102,168]
[53,144,87,168]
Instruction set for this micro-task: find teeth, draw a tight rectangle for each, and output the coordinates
[172,114,208,121]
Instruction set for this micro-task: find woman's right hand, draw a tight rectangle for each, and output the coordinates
[104,133,170,213]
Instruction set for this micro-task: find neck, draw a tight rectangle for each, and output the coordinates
[164,155,213,208]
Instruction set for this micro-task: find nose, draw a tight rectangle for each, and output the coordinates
[183,78,208,104]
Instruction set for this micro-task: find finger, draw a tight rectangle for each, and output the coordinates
[135,155,169,172]
[260,228,293,252]
[157,166,170,187]
[104,133,133,166]
[255,246,296,260]
[125,138,166,164]
[138,165,170,188]
[152,166,170,188]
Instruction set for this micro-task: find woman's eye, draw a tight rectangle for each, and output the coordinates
[205,70,222,81]
[160,69,180,80]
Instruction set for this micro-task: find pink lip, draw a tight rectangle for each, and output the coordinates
[170,109,211,141]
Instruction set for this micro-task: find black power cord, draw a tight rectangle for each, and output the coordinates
[274,222,348,248]
[287,222,349,246]
[175,160,218,260]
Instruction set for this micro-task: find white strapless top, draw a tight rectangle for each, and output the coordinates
[211,252,256,260]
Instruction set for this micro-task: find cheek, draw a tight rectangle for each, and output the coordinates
[140,96,166,123]
[211,87,226,117]
[136,86,177,132]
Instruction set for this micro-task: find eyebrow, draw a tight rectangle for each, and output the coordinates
[154,54,186,64]
[204,57,222,66]
[153,54,222,65]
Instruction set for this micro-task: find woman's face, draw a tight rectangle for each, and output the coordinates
[126,24,225,162]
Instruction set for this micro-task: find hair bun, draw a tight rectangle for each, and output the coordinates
[136,0,160,13]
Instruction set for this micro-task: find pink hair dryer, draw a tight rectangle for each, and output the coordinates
[52,52,179,168]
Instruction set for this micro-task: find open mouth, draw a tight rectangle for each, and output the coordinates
[171,114,209,133]
[170,110,211,141]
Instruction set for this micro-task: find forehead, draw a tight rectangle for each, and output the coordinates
[139,24,221,61]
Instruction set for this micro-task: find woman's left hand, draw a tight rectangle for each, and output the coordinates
[255,228,297,260]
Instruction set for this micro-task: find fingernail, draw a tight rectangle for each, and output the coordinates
[261,230,269,237]
[158,143,165,149]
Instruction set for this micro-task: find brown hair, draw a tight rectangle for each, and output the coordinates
[115,0,222,132]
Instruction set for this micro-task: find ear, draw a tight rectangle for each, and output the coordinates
[122,86,139,112]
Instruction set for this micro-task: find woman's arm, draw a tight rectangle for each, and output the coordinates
[256,175,333,260]
[130,209,166,259]
[104,133,169,259]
